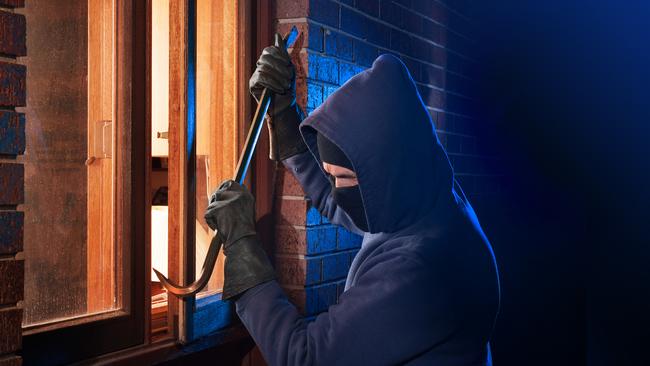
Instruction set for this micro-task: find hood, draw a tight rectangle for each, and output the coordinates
[300,54,454,234]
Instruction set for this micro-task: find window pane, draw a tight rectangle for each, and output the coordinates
[194,0,240,295]
[22,0,119,328]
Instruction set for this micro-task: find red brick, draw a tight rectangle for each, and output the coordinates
[276,255,321,285]
[293,51,310,112]
[284,287,306,314]
[276,22,309,50]
[296,79,308,112]
[276,167,305,196]
[275,198,309,226]
[0,12,25,56]
[0,308,21,354]
[0,356,21,366]
[295,51,310,81]
[275,225,307,255]
[276,0,308,18]
[0,211,22,254]
[0,0,23,8]
[276,256,307,285]
[0,62,25,107]
[0,260,23,304]
[0,164,23,205]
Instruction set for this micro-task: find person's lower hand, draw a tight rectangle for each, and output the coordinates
[204,180,276,299]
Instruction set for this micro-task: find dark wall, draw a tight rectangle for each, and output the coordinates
[470,1,650,365]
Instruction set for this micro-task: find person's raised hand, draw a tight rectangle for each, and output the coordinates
[249,33,295,117]
[248,33,308,161]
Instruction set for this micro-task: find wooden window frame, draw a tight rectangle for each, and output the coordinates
[22,0,274,363]
[22,0,148,364]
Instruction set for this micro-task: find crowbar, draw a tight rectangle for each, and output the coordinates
[154,27,299,298]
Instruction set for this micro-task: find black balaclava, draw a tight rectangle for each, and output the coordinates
[317,132,369,232]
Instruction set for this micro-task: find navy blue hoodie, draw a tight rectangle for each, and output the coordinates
[235,54,500,365]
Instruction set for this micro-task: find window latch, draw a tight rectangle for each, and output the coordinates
[86,120,112,165]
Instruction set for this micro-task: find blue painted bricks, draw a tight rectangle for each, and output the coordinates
[339,62,366,84]
[308,53,339,84]
[306,225,337,254]
[305,281,339,315]
[325,31,353,61]
[337,227,363,250]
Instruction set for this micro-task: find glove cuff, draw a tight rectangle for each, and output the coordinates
[222,236,276,300]
[269,104,309,161]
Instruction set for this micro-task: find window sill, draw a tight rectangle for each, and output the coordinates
[84,322,253,365]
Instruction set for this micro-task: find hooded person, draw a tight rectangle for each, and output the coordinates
[204,35,500,366]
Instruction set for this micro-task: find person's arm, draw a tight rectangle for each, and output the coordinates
[283,150,365,235]
[248,33,364,235]
[235,249,453,366]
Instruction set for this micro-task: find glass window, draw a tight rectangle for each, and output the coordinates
[22,0,121,328]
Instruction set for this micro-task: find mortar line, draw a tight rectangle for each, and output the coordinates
[278,16,478,78]
[330,1,478,63]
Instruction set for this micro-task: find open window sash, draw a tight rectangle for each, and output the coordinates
[167,0,252,342]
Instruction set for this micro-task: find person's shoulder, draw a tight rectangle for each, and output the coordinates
[381,233,469,271]
[362,235,441,273]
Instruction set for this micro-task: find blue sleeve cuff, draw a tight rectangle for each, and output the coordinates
[235,280,282,313]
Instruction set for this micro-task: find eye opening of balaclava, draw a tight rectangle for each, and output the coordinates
[316,132,369,232]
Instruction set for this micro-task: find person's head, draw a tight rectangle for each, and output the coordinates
[317,132,368,232]
[300,54,453,234]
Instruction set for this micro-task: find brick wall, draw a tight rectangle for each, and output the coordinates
[272,0,493,318]
[0,1,25,365]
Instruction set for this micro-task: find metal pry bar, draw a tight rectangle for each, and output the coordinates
[154,26,299,298]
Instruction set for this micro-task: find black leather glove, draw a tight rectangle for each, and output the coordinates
[249,33,308,161]
[204,180,276,300]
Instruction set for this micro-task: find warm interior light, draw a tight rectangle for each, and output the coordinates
[152,0,169,157]
[151,206,169,281]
